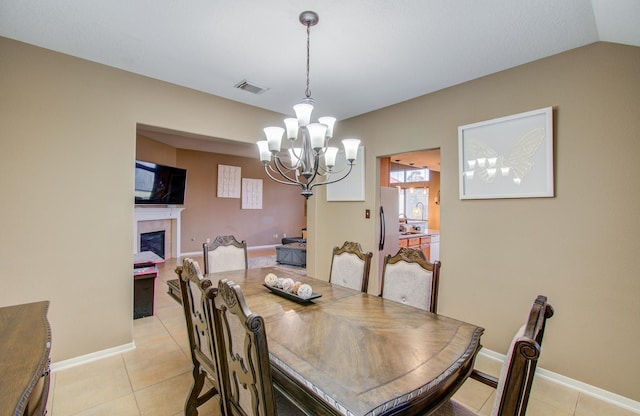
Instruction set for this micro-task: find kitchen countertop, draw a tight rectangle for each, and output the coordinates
[399,229,440,239]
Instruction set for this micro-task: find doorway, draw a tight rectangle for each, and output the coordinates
[380,148,441,231]
[374,148,441,293]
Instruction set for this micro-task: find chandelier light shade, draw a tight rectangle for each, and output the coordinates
[256,10,362,199]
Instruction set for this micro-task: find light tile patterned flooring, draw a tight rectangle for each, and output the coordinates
[47,249,637,416]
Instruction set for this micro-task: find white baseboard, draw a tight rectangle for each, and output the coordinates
[180,245,278,259]
[479,349,640,414]
[248,244,279,251]
[50,342,136,373]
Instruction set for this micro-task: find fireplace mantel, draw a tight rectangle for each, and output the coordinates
[134,207,184,257]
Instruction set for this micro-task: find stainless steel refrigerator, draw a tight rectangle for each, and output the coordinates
[377,187,400,294]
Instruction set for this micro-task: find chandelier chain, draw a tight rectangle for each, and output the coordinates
[305,23,311,98]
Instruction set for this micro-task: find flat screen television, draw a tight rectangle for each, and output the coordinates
[135,160,187,205]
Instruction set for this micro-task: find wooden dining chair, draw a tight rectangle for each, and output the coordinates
[211,279,305,416]
[380,247,441,313]
[203,235,248,274]
[328,241,373,292]
[176,258,221,416]
[431,295,555,416]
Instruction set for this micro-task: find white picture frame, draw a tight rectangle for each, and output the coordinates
[217,164,241,198]
[242,178,262,209]
[458,107,554,199]
[326,147,365,201]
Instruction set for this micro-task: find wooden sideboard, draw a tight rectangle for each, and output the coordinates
[0,301,51,416]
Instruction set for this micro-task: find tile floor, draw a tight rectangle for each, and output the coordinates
[47,250,637,416]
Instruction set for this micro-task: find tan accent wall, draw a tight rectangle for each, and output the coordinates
[176,149,305,252]
[136,135,305,253]
[310,42,640,401]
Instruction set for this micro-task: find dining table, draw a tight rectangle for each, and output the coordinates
[205,266,484,416]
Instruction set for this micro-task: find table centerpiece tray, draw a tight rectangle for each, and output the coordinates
[262,284,322,303]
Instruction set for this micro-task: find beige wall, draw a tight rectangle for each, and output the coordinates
[0,36,285,362]
[309,42,640,401]
[1,35,639,402]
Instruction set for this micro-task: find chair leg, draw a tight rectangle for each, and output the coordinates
[185,367,206,416]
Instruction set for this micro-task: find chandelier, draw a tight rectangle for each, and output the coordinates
[257,11,361,199]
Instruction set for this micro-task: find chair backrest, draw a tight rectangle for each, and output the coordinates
[177,258,220,413]
[491,295,554,416]
[203,235,248,274]
[380,247,441,313]
[329,241,373,292]
[211,279,277,416]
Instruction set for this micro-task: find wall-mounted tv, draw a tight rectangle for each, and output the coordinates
[135,160,187,205]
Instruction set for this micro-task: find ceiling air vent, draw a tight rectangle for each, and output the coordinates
[234,79,269,95]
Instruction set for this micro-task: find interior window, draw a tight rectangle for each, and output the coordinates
[390,163,430,184]
[391,162,429,220]
[398,188,428,220]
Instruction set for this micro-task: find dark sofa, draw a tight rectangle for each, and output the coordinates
[281,228,306,245]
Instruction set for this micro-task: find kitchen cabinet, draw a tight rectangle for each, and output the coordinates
[399,234,432,261]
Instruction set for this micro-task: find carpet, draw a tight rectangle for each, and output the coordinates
[248,255,278,268]
[248,255,306,275]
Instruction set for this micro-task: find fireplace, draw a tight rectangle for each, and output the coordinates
[140,230,165,259]
[134,207,184,258]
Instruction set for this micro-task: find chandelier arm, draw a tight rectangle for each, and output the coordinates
[271,155,299,174]
[308,162,354,191]
[315,162,351,176]
[272,157,306,186]
[265,165,296,184]
[263,165,303,187]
